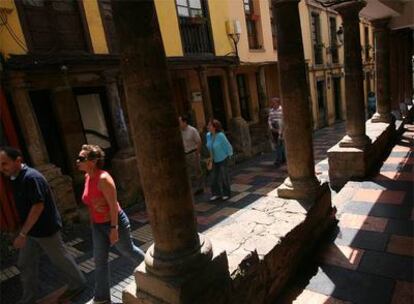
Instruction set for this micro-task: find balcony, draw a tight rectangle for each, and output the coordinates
[179,16,214,56]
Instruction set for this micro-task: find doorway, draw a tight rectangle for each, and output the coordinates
[30,90,69,174]
[332,77,342,121]
[316,80,327,127]
[208,76,227,129]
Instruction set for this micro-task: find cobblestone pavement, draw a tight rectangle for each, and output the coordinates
[277,124,414,304]
[0,122,348,304]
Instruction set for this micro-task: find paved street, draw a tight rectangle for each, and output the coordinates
[0,121,374,304]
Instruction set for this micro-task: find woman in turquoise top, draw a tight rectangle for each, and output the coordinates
[206,119,233,201]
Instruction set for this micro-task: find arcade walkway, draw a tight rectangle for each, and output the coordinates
[1,122,413,303]
[278,124,414,304]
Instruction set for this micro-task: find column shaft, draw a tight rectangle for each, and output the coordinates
[257,66,268,120]
[112,0,211,277]
[226,66,241,118]
[372,18,392,123]
[103,72,132,151]
[335,1,371,148]
[274,0,320,199]
[8,72,49,166]
[52,84,86,174]
[197,67,213,121]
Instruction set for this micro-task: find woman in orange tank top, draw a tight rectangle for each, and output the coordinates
[77,144,144,304]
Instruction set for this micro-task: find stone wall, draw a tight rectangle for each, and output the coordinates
[197,186,335,304]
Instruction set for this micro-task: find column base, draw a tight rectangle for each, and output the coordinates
[230,117,252,158]
[144,234,212,277]
[123,249,230,304]
[111,150,142,207]
[328,120,395,189]
[371,112,392,123]
[277,177,327,202]
[338,134,371,148]
[36,163,78,222]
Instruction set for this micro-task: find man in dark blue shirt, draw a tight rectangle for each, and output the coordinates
[0,146,86,304]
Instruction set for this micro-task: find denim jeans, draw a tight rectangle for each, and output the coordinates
[275,139,286,163]
[211,158,231,197]
[17,231,86,304]
[92,210,144,301]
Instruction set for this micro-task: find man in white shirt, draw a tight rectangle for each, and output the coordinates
[179,115,203,195]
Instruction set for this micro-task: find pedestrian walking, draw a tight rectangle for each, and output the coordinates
[268,97,285,166]
[179,115,203,195]
[0,146,87,304]
[206,119,233,201]
[76,144,144,304]
[367,91,376,119]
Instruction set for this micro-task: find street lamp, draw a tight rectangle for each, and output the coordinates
[226,20,241,62]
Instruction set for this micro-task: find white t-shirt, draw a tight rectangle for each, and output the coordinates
[181,125,201,153]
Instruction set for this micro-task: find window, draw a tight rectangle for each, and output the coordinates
[269,0,277,50]
[244,0,260,49]
[237,74,251,121]
[175,0,213,54]
[176,0,203,17]
[77,94,111,149]
[18,0,89,53]
[329,17,339,64]
[311,12,323,65]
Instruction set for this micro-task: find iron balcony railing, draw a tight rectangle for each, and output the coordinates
[179,16,213,55]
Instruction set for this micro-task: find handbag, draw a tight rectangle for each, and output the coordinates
[206,135,215,171]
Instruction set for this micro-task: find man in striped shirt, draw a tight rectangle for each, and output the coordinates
[268,97,285,166]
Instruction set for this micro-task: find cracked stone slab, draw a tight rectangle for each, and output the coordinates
[206,195,310,273]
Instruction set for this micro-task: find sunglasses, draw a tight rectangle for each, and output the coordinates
[76,156,89,162]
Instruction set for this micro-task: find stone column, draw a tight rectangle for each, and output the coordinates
[52,82,86,176]
[111,1,225,303]
[102,71,142,206]
[257,66,268,121]
[226,66,252,157]
[403,30,412,106]
[8,72,49,166]
[334,1,371,148]
[371,18,392,123]
[197,66,213,121]
[8,72,79,221]
[102,71,133,154]
[273,0,324,200]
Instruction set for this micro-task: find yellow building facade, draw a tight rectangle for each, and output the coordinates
[1,0,376,174]
[298,0,374,129]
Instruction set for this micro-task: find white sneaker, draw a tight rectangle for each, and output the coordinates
[222,196,230,201]
[209,195,220,201]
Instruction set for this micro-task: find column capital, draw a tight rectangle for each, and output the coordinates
[8,71,28,89]
[333,1,366,19]
[196,65,208,73]
[102,70,120,83]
